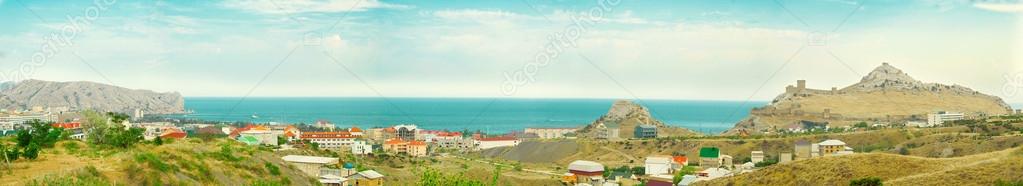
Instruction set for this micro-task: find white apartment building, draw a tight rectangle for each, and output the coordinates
[524,128,577,139]
[350,140,373,155]
[927,112,965,127]
[644,156,673,176]
[303,132,357,150]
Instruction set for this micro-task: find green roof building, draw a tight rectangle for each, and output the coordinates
[700,147,720,158]
[699,147,721,168]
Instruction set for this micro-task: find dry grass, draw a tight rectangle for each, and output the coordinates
[0,138,315,186]
[696,147,1023,186]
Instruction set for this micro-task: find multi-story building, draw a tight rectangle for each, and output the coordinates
[383,138,428,157]
[474,136,519,150]
[0,114,53,125]
[818,139,854,156]
[302,132,357,150]
[350,140,373,155]
[523,127,577,139]
[644,156,673,176]
[794,140,812,160]
[594,122,620,140]
[394,125,417,141]
[927,111,965,127]
[699,147,721,168]
[751,151,765,164]
[634,124,657,139]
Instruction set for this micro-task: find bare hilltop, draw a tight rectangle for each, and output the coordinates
[724,63,1012,135]
[578,100,702,138]
[0,79,185,114]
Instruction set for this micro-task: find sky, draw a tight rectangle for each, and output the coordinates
[0,0,1021,104]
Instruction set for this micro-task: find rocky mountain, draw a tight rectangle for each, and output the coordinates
[725,63,1012,135]
[579,100,701,138]
[0,79,185,114]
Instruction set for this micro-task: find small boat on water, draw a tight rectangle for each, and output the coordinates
[251,113,259,119]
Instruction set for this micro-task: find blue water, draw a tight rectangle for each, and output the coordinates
[166,97,767,134]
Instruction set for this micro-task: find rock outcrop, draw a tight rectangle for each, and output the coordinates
[725,63,1012,135]
[579,100,701,138]
[0,79,185,114]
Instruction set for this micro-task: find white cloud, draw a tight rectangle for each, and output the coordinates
[974,3,1023,13]
[222,0,411,14]
[433,9,530,20]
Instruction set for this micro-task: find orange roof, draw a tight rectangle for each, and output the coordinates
[409,141,426,146]
[384,138,404,145]
[301,132,354,139]
[284,130,297,137]
[251,125,270,131]
[51,122,81,129]
[383,127,396,133]
[160,128,187,139]
[672,155,688,164]
[349,127,363,132]
[285,125,298,131]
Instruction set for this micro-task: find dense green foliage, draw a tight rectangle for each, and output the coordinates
[849,177,883,186]
[8,120,65,160]
[25,166,115,186]
[265,162,281,176]
[673,166,697,184]
[417,168,493,186]
[83,111,144,148]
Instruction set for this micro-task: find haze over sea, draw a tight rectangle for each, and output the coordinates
[168,98,767,134]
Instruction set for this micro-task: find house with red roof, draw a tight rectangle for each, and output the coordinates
[283,125,302,142]
[383,138,428,157]
[160,127,187,139]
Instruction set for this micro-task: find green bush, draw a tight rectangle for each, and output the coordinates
[25,166,114,186]
[417,168,491,186]
[134,153,171,172]
[24,143,41,160]
[849,177,882,186]
[265,162,281,176]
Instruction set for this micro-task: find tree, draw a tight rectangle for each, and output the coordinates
[23,143,40,160]
[16,130,31,148]
[309,142,320,151]
[154,136,164,145]
[849,177,882,186]
[630,166,645,175]
[673,166,697,184]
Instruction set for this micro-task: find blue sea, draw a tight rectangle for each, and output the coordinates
[166,98,767,135]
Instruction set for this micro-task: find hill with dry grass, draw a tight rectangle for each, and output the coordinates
[725,63,1012,135]
[696,147,1023,186]
[0,139,315,186]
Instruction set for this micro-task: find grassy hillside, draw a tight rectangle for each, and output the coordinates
[0,138,315,186]
[696,147,1023,186]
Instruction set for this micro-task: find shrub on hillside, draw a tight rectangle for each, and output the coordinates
[849,177,883,186]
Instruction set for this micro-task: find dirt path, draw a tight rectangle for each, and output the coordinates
[600,146,639,162]
[452,156,560,176]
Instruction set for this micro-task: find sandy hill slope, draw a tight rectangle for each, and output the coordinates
[0,79,184,114]
[578,100,701,138]
[2,139,314,185]
[725,63,1012,135]
[696,147,1023,186]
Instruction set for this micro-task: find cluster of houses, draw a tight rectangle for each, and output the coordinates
[563,139,855,186]
[281,155,385,186]
[222,123,526,157]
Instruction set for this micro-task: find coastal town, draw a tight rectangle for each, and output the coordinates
[1,0,1021,185]
[2,96,1021,185]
